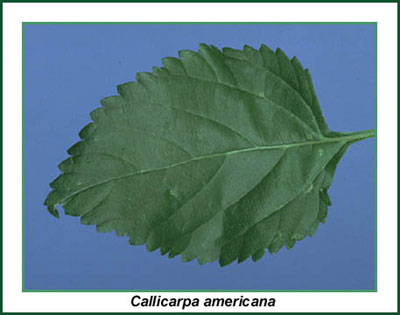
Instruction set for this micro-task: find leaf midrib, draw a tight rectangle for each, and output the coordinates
[57,130,374,205]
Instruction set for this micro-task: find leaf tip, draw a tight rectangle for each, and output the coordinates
[47,205,59,218]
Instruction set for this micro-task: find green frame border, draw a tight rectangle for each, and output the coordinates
[21,21,378,293]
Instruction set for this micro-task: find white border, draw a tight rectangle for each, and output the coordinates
[3,2,397,313]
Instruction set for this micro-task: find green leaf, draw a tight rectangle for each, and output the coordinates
[45,44,374,266]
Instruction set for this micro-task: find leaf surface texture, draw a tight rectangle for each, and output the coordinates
[45,44,374,266]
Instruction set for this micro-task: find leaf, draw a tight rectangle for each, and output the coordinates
[45,44,374,266]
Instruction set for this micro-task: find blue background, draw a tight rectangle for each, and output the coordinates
[24,24,376,290]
